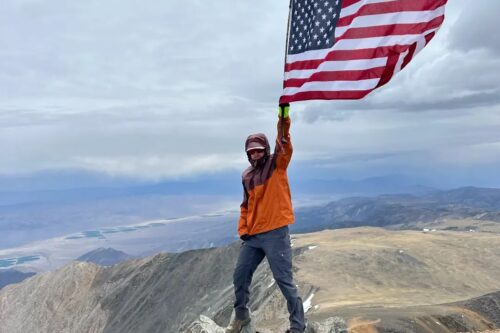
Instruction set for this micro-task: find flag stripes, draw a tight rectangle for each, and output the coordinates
[280,0,447,103]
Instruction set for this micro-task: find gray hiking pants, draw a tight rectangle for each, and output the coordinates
[233,226,305,331]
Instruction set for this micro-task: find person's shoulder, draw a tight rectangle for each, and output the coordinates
[242,166,253,178]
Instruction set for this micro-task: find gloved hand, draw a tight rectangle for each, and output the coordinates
[240,234,251,241]
[278,103,290,118]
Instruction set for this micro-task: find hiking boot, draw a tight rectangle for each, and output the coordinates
[225,317,251,333]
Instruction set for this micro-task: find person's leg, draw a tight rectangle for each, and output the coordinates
[233,239,265,321]
[261,226,305,332]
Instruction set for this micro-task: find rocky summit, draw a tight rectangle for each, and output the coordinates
[1,227,500,333]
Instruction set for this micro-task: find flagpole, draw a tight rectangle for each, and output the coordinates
[280,0,293,144]
[283,0,293,88]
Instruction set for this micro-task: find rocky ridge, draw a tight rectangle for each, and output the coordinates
[1,227,500,333]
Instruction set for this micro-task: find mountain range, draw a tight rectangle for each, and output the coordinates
[1,186,500,332]
[292,187,500,234]
[1,227,499,332]
[1,187,499,274]
[0,171,434,250]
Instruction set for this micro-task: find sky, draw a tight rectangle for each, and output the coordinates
[1,0,500,187]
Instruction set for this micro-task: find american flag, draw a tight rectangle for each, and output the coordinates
[279,0,448,103]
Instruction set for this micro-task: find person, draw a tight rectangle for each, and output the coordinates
[226,104,305,333]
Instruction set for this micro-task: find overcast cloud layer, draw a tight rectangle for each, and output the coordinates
[1,0,499,183]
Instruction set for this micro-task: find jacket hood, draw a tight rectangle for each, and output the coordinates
[245,133,271,166]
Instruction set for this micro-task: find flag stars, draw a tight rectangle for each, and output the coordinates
[289,0,340,55]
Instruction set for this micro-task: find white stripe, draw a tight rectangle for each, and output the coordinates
[394,49,408,74]
[287,47,333,63]
[414,33,428,54]
[285,57,387,80]
[332,27,439,50]
[340,0,396,18]
[335,6,446,38]
[282,78,379,95]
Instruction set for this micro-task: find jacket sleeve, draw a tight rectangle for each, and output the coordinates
[275,117,292,170]
[237,184,249,236]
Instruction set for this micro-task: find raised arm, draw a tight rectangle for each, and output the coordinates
[276,104,293,170]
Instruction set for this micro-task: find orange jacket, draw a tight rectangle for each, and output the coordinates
[238,117,294,236]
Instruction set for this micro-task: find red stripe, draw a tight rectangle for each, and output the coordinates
[425,31,435,43]
[285,45,407,72]
[337,17,444,40]
[341,0,362,9]
[376,52,400,88]
[284,67,385,88]
[338,0,446,28]
[280,89,372,104]
[401,41,417,69]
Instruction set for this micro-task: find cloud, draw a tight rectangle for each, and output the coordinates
[0,0,499,183]
[448,1,500,55]
[0,0,288,104]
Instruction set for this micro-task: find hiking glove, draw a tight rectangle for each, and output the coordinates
[279,103,290,118]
